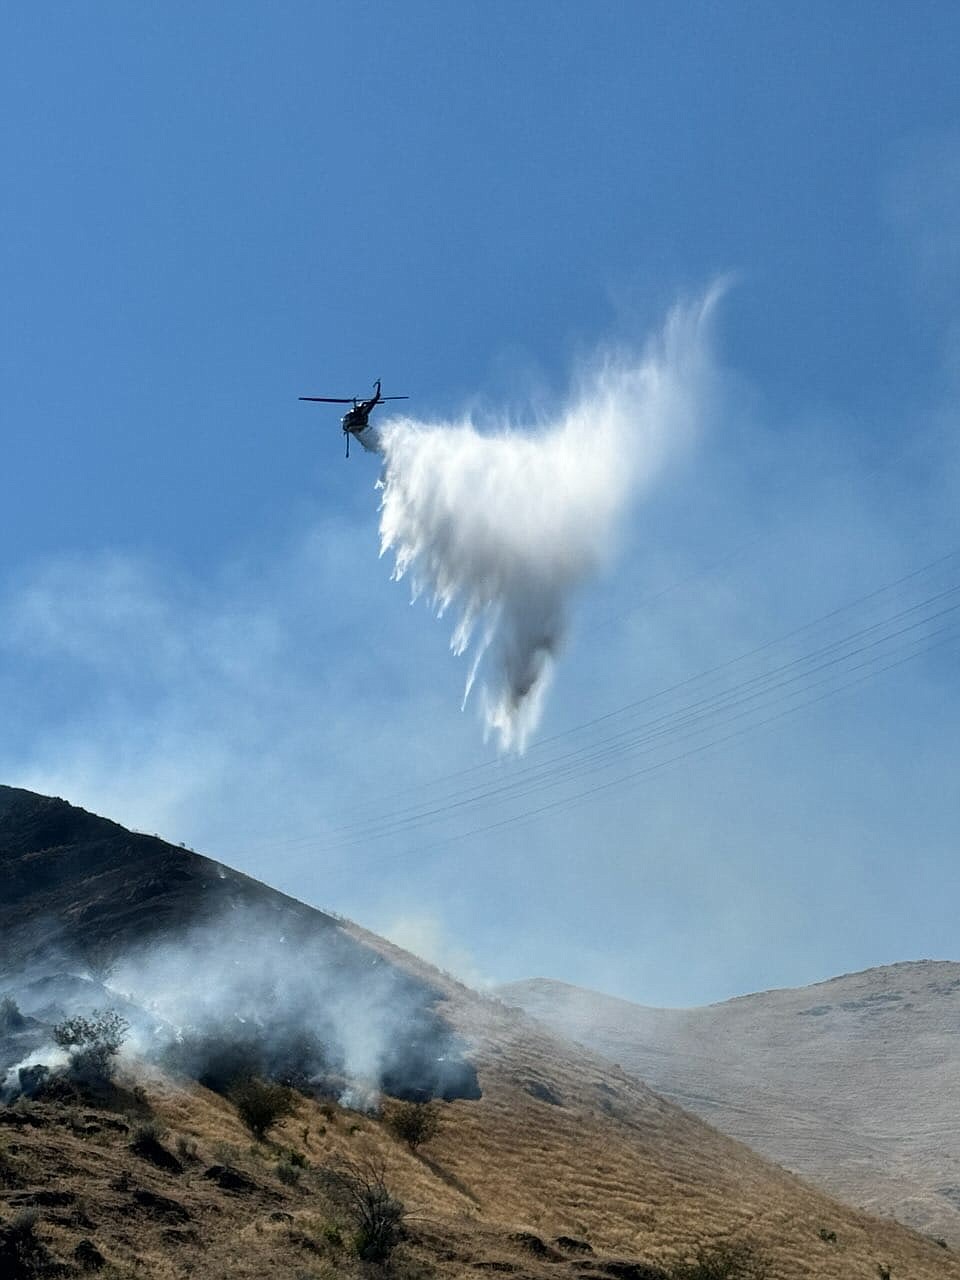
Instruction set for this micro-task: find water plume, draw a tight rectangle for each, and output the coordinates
[376,290,720,751]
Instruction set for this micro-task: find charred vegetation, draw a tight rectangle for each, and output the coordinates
[0,785,482,1110]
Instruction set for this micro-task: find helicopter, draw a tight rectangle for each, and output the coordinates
[299,379,409,457]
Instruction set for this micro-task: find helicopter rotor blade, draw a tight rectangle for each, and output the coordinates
[378,396,410,401]
[299,396,356,403]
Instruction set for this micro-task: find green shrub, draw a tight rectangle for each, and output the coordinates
[276,1158,302,1186]
[212,1141,243,1165]
[386,1100,439,1151]
[130,1120,184,1174]
[52,1009,129,1086]
[132,1120,167,1146]
[230,1077,297,1141]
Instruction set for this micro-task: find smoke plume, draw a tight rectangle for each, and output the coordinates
[376,292,719,751]
[0,906,481,1108]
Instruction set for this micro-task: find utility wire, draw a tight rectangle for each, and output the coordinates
[306,597,960,854]
[246,545,960,858]
[392,625,960,861]
[260,577,959,858]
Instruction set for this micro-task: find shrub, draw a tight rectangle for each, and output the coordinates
[175,1135,200,1163]
[212,1141,243,1166]
[0,1209,50,1277]
[230,1077,297,1141]
[130,1120,184,1173]
[132,1120,168,1146]
[0,1140,20,1189]
[276,1158,302,1186]
[73,1238,107,1271]
[386,1100,439,1151]
[321,1222,343,1247]
[0,996,25,1033]
[671,1241,769,1280]
[52,1009,129,1086]
[320,1155,406,1263]
[16,1064,49,1098]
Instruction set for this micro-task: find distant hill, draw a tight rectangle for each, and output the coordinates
[500,966,960,1247]
[1,784,957,1279]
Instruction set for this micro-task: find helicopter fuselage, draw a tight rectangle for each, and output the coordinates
[341,399,377,434]
[298,380,406,457]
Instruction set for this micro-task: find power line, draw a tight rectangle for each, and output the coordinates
[394,625,960,861]
[253,574,958,860]
[239,550,960,857]
[310,595,959,854]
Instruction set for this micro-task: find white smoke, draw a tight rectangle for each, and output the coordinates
[376,290,721,751]
[0,904,482,1109]
[1,1045,70,1102]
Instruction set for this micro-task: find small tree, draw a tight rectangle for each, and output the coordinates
[386,1100,439,1151]
[52,1009,128,1085]
[321,1155,407,1263]
[229,1077,297,1141]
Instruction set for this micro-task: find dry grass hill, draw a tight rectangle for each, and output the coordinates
[1,785,956,1278]
[499,969,960,1250]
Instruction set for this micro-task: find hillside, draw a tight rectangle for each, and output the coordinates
[1,785,957,1278]
[500,968,960,1249]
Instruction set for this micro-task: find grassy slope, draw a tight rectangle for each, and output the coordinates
[1,787,955,1277]
[3,1025,958,1280]
[499,965,960,1248]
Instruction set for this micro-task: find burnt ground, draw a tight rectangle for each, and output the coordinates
[0,785,480,1104]
[0,783,345,967]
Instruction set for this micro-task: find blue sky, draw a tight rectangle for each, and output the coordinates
[2,3,959,1005]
